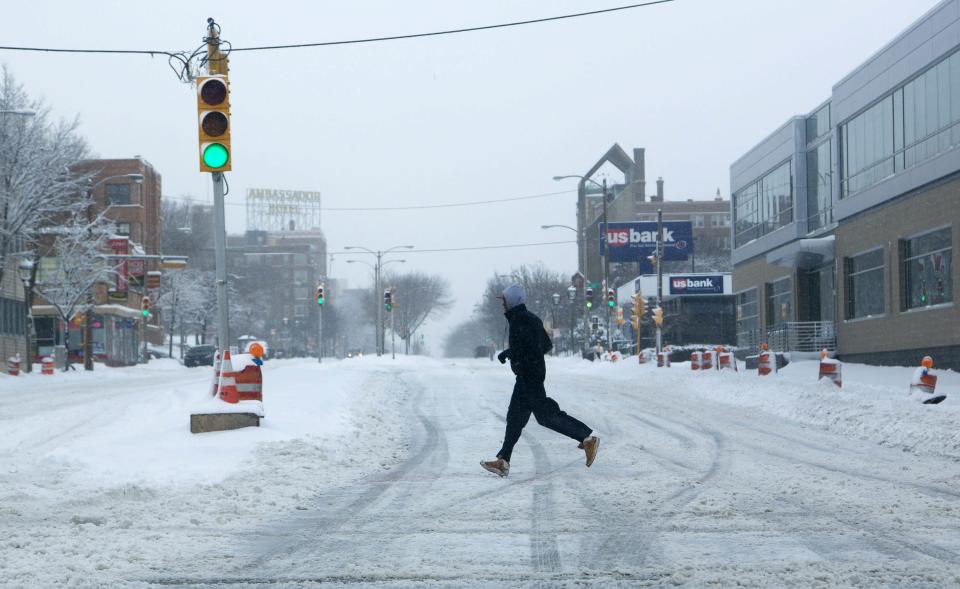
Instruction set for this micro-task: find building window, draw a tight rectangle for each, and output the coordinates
[116,222,131,236]
[105,183,132,206]
[806,140,833,231]
[765,277,792,328]
[902,227,953,310]
[0,297,25,336]
[692,214,705,228]
[710,214,730,228]
[903,52,960,170]
[845,248,885,319]
[733,160,793,248]
[736,288,759,350]
[841,48,960,198]
[806,104,831,144]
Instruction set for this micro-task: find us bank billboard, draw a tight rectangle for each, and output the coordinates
[602,221,693,263]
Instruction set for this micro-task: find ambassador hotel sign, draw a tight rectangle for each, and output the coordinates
[246,188,322,232]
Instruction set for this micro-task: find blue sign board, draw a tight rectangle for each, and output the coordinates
[601,221,693,263]
[669,275,724,295]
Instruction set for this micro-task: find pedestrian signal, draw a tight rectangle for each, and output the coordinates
[196,75,232,172]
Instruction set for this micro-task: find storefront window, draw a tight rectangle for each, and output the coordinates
[736,288,759,350]
[902,227,953,309]
[765,278,792,328]
[845,248,885,319]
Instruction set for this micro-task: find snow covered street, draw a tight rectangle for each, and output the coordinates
[2,357,960,587]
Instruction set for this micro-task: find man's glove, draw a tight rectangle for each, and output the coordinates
[497,350,509,364]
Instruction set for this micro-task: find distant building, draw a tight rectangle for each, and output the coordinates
[576,145,731,286]
[226,229,327,355]
[730,0,960,369]
[29,158,163,366]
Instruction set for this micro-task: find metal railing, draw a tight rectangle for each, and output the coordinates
[765,321,836,353]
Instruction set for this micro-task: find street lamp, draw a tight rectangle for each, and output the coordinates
[17,259,34,373]
[82,173,146,370]
[344,245,414,356]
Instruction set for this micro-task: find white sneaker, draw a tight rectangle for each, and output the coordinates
[480,457,509,477]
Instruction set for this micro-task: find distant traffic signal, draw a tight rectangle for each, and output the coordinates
[316,284,325,306]
[585,288,594,308]
[196,75,232,172]
[631,293,644,330]
[384,289,393,312]
[141,296,151,318]
[653,307,664,327]
[606,288,616,308]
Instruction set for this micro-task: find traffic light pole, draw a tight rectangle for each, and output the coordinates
[656,208,663,357]
[212,172,230,353]
[317,304,323,364]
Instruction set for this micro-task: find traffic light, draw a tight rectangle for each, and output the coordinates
[585,288,594,308]
[653,307,664,327]
[616,306,624,326]
[384,289,393,312]
[631,293,644,330]
[196,75,232,172]
[607,288,616,308]
[141,296,151,318]
[316,284,325,306]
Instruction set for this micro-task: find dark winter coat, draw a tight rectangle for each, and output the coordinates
[503,303,553,382]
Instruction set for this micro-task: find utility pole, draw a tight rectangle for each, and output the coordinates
[317,283,324,364]
[602,179,612,353]
[656,208,664,357]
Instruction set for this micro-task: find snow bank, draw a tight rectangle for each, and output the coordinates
[548,355,960,461]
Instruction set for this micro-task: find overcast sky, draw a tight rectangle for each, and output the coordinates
[0,0,940,350]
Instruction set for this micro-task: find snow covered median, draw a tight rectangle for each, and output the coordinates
[551,355,960,462]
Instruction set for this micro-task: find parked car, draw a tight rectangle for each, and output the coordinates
[184,344,216,367]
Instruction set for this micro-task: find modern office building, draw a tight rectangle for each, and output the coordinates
[731,0,960,369]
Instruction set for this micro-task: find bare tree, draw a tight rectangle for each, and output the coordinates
[380,271,453,354]
[32,213,116,369]
[0,66,91,286]
[443,318,489,358]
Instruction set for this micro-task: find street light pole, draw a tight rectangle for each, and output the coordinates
[17,260,34,373]
[601,179,613,353]
[656,208,664,356]
[345,245,413,356]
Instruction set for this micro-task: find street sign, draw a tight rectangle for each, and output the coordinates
[600,221,694,263]
[669,275,724,295]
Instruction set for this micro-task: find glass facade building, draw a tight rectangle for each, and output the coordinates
[730,0,960,368]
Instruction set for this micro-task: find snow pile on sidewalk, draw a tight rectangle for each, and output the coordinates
[0,357,413,587]
[551,356,960,462]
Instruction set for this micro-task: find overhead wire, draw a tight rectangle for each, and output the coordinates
[0,1,675,60]
[165,189,575,210]
[329,240,576,255]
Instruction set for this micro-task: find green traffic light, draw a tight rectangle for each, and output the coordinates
[608,301,615,307]
[142,310,150,317]
[202,143,229,169]
[317,297,324,306]
[385,303,393,311]
[586,301,593,308]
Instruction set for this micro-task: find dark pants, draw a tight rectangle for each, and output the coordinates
[497,377,592,462]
